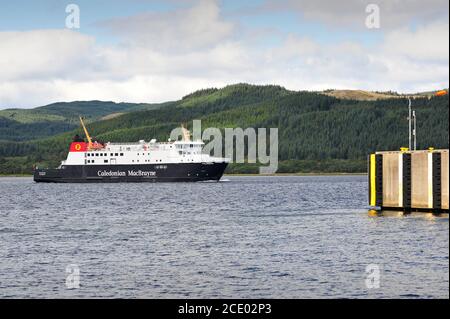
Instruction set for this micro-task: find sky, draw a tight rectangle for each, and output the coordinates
[0,0,448,108]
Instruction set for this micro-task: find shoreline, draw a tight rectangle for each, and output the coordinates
[0,173,367,178]
[224,172,366,176]
[0,174,33,177]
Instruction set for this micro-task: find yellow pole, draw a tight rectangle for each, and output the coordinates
[79,116,93,147]
[370,154,376,206]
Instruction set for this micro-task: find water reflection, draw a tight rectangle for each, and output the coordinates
[368,209,449,219]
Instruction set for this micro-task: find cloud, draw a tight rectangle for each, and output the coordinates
[261,24,448,93]
[262,0,449,30]
[0,0,448,108]
[266,35,319,62]
[0,30,96,81]
[0,76,228,108]
[99,0,234,52]
[383,21,449,62]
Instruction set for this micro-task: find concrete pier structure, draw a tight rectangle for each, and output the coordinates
[368,149,449,212]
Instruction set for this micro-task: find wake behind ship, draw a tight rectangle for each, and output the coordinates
[33,118,229,183]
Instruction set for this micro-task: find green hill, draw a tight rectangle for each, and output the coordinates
[0,100,166,141]
[0,84,448,174]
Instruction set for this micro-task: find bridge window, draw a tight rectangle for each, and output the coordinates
[120,153,124,156]
[104,160,108,163]
[115,153,118,156]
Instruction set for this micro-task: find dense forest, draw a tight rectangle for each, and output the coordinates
[0,100,166,141]
[0,84,448,174]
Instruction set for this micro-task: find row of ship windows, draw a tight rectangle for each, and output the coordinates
[133,153,201,156]
[86,159,196,164]
[86,159,165,164]
[86,160,109,164]
[86,152,162,157]
[179,151,200,155]
[85,161,168,169]
[86,153,123,157]
[131,159,164,163]
[86,151,200,157]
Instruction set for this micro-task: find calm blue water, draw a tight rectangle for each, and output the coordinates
[0,176,448,299]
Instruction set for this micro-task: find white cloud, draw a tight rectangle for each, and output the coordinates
[100,0,234,52]
[0,30,96,81]
[263,0,449,30]
[0,76,228,107]
[383,21,449,62]
[266,35,319,62]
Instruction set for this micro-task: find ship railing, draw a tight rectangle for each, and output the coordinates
[107,142,175,146]
[107,142,144,146]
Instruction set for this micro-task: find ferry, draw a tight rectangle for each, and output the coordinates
[33,118,229,183]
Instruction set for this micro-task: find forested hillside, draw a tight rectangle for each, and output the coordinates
[0,100,166,141]
[0,84,448,174]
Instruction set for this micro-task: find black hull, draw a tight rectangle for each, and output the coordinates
[33,162,228,183]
